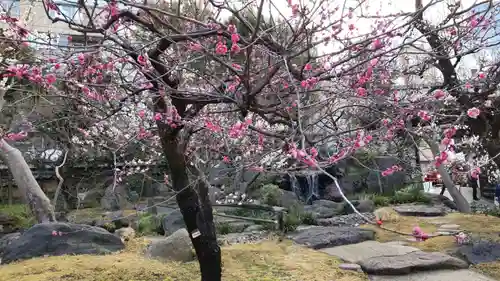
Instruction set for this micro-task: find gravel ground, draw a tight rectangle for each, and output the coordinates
[217,231,275,246]
[316,212,376,227]
[471,200,497,213]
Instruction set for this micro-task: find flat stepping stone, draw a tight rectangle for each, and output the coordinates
[436,231,459,235]
[436,224,461,235]
[338,263,362,271]
[458,240,500,264]
[393,205,446,217]
[359,251,468,275]
[290,226,375,249]
[370,269,495,281]
[319,241,419,263]
[439,224,460,229]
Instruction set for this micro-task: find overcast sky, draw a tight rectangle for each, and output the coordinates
[218,0,497,77]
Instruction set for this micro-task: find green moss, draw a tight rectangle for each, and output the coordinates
[101,222,116,232]
[137,213,162,235]
[0,204,36,229]
[282,203,315,232]
[368,187,431,207]
[371,195,391,207]
[0,239,367,281]
[216,221,233,235]
[259,184,283,206]
[364,208,500,253]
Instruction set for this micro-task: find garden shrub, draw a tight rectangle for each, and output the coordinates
[371,195,391,206]
[0,204,36,229]
[259,184,283,206]
[216,221,234,235]
[281,203,316,232]
[137,213,162,235]
[369,186,431,207]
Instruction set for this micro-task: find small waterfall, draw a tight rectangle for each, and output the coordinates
[305,173,319,204]
[290,174,302,200]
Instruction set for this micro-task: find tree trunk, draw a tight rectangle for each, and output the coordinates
[0,139,56,222]
[160,136,221,281]
[8,181,13,205]
[425,138,471,213]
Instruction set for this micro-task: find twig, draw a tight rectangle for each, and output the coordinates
[52,150,69,208]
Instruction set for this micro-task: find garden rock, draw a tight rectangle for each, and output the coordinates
[426,193,457,210]
[145,228,194,262]
[0,232,20,256]
[436,224,461,235]
[369,269,495,281]
[393,205,445,217]
[319,241,419,263]
[290,226,375,249]
[316,212,376,227]
[0,213,19,234]
[161,209,186,235]
[304,200,344,218]
[323,182,343,202]
[343,200,375,214]
[68,209,135,231]
[114,227,135,242]
[359,251,468,275]
[458,240,500,264]
[339,263,362,272]
[78,189,102,208]
[100,184,133,211]
[244,225,264,232]
[0,223,125,264]
[278,190,300,208]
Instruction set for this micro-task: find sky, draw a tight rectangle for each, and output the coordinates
[218,0,498,78]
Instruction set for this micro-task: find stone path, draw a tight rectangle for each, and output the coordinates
[321,240,495,280]
[436,224,461,235]
[369,269,495,281]
[392,205,446,217]
[290,213,496,280]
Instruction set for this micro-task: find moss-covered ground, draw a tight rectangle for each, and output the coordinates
[362,207,500,280]
[3,205,500,280]
[0,238,367,281]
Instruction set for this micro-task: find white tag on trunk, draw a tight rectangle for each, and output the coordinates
[191,229,201,238]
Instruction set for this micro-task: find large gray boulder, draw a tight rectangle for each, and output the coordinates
[304,200,344,219]
[100,184,131,211]
[161,210,186,236]
[343,199,375,214]
[145,229,194,262]
[359,251,468,275]
[278,190,300,208]
[290,226,375,249]
[0,223,125,264]
[0,232,21,256]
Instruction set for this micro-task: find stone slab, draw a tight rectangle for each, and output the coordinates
[370,269,495,281]
[436,231,458,235]
[438,224,460,229]
[290,226,375,249]
[339,263,362,271]
[458,240,500,264]
[359,251,469,275]
[393,205,445,217]
[319,241,419,263]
